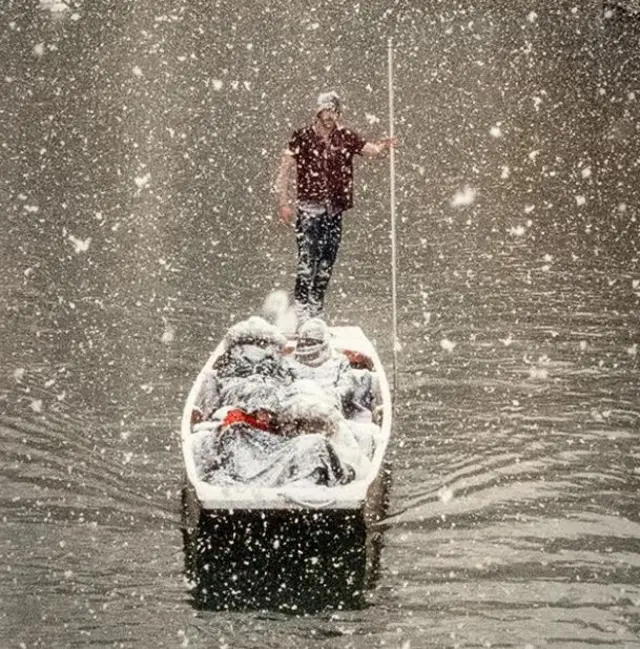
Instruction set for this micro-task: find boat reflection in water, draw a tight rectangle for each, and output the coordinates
[180,466,391,612]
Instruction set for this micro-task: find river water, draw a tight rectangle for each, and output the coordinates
[1,1,639,647]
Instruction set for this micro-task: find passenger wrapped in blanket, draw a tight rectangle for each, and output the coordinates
[192,316,295,423]
[291,318,376,417]
[291,318,380,455]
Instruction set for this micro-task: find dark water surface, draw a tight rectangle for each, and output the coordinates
[1,1,639,647]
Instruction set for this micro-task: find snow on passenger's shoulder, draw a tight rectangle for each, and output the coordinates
[279,380,341,424]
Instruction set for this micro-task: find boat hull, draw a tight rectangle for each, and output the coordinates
[179,324,393,610]
[180,463,391,611]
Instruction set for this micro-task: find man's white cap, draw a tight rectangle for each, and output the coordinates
[316,91,341,115]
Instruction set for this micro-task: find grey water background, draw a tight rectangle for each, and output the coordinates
[1,1,639,647]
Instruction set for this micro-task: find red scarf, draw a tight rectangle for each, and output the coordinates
[222,408,274,433]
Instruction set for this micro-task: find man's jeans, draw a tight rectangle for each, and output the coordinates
[294,203,343,320]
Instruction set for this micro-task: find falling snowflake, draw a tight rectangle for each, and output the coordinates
[508,224,527,237]
[135,173,151,189]
[68,233,91,253]
[440,338,456,352]
[529,367,548,380]
[438,486,454,503]
[161,321,176,344]
[450,186,476,208]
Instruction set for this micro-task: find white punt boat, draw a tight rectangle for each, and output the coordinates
[180,325,392,514]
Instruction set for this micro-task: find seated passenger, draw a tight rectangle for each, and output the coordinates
[198,376,361,487]
[292,318,374,418]
[192,316,295,424]
[278,379,371,479]
[214,315,295,383]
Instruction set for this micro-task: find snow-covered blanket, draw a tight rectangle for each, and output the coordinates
[192,379,375,489]
[195,418,353,487]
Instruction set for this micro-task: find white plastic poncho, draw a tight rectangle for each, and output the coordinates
[194,317,294,420]
[293,318,373,417]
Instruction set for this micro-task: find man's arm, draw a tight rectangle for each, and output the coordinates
[361,137,397,158]
[274,151,296,224]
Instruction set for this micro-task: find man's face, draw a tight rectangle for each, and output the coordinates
[317,109,338,130]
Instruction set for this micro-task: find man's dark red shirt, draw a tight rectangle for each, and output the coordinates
[288,125,366,213]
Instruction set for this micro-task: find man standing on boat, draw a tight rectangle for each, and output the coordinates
[275,91,396,325]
